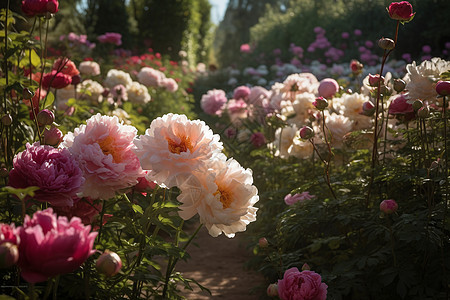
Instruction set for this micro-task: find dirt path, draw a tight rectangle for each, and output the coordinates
[175,223,266,299]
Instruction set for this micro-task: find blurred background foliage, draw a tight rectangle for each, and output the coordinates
[2,0,449,69]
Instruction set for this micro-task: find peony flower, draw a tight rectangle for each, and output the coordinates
[97,32,122,46]
[127,81,151,104]
[8,142,84,207]
[42,70,72,89]
[201,89,228,116]
[233,85,251,101]
[281,73,319,101]
[133,113,224,187]
[53,197,102,225]
[1,223,19,246]
[103,69,132,89]
[278,268,327,300]
[17,208,97,283]
[161,78,178,92]
[21,0,59,17]
[284,192,315,205]
[77,79,104,103]
[388,1,415,22]
[176,158,258,238]
[388,94,414,115]
[380,199,398,214]
[79,61,101,76]
[325,113,353,149]
[43,126,64,146]
[240,43,251,53]
[137,67,165,87]
[250,132,266,148]
[318,78,339,98]
[270,125,313,159]
[281,92,316,125]
[61,114,144,200]
[53,58,80,77]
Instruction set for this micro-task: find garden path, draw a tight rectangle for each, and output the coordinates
[176,222,266,299]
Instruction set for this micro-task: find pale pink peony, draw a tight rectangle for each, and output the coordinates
[133,113,224,187]
[233,85,251,101]
[17,208,97,283]
[161,78,178,92]
[277,268,327,300]
[8,142,84,207]
[201,89,228,116]
[176,158,258,238]
[284,192,315,205]
[53,197,102,225]
[79,61,101,76]
[61,114,144,200]
[282,73,319,101]
[137,67,166,87]
[318,78,339,98]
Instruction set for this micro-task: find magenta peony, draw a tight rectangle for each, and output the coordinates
[380,199,398,214]
[388,94,414,115]
[8,142,84,207]
[97,32,122,46]
[277,268,327,300]
[17,208,97,283]
[0,223,20,268]
[201,89,228,116]
[284,192,315,205]
[1,223,20,245]
[21,0,59,17]
[250,132,266,148]
[61,114,144,200]
[388,1,415,22]
[42,70,72,89]
[53,197,102,225]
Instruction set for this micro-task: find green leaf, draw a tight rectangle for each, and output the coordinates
[3,186,40,200]
[132,204,143,215]
[43,92,55,109]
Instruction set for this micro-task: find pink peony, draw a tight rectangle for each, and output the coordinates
[42,70,72,89]
[318,78,339,98]
[137,67,165,87]
[53,58,80,77]
[61,114,144,200]
[43,126,64,146]
[388,1,415,22]
[1,223,19,245]
[240,43,251,53]
[8,142,84,207]
[388,94,414,115]
[134,172,157,192]
[53,197,102,225]
[233,85,251,101]
[284,192,315,205]
[277,268,327,300]
[161,77,178,92]
[97,32,122,46]
[133,113,224,188]
[21,0,59,17]
[201,89,228,116]
[17,208,97,283]
[380,199,398,214]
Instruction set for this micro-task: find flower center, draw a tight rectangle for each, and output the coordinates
[98,135,122,162]
[214,187,233,209]
[166,135,193,154]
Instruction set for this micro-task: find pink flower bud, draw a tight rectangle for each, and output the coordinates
[361,101,375,116]
[393,79,406,92]
[350,59,363,74]
[368,74,384,87]
[36,109,55,126]
[313,97,328,111]
[96,251,122,277]
[318,78,339,98]
[299,126,314,140]
[412,100,423,111]
[0,242,19,269]
[266,283,278,297]
[417,106,430,118]
[259,237,268,248]
[380,199,398,214]
[388,1,415,22]
[377,38,395,50]
[301,263,311,271]
[43,127,64,146]
[436,81,450,96]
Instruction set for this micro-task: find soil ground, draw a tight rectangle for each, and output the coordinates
[175,222,267,299]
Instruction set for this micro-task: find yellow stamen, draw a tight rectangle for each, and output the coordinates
[214,188,233,209]
[166,135,193,154]
[98,136,122,162]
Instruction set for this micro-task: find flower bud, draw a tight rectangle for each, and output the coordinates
[43,127,64,146]
[368,74,384,87]
[71,74,81,85]
[0,242,19,269]
[1,114,12,126]
[299,126,314,140]
[96,251,122,277]
[22,88,34,100]
[301,263,311,271]
[361,101,375,116]
[258,237,268,248]
[36,109,55,126]
[318,78,339,98]
[393,79,406,93]
[436,81,450,96]
[378,38,395,50]
[350,60,363,75]
[0,168,9,178]
[412,100,423,111]
[417,106,430,118]
[266,283,278,297]
[380,199,398,215]
[388,1,415,22]
[313,97,328,111]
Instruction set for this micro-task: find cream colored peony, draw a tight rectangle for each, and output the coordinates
[339,93,372,130]
[280,92,315,126]
[133,113,224,187]
[127,81,151,104]
[281,73,319,101]
[404,57,450,103]
[103,69,133,89]
[77,79,104,103]
[176,158,258,238]
[325,113,353,149]
[270,125,313,159]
